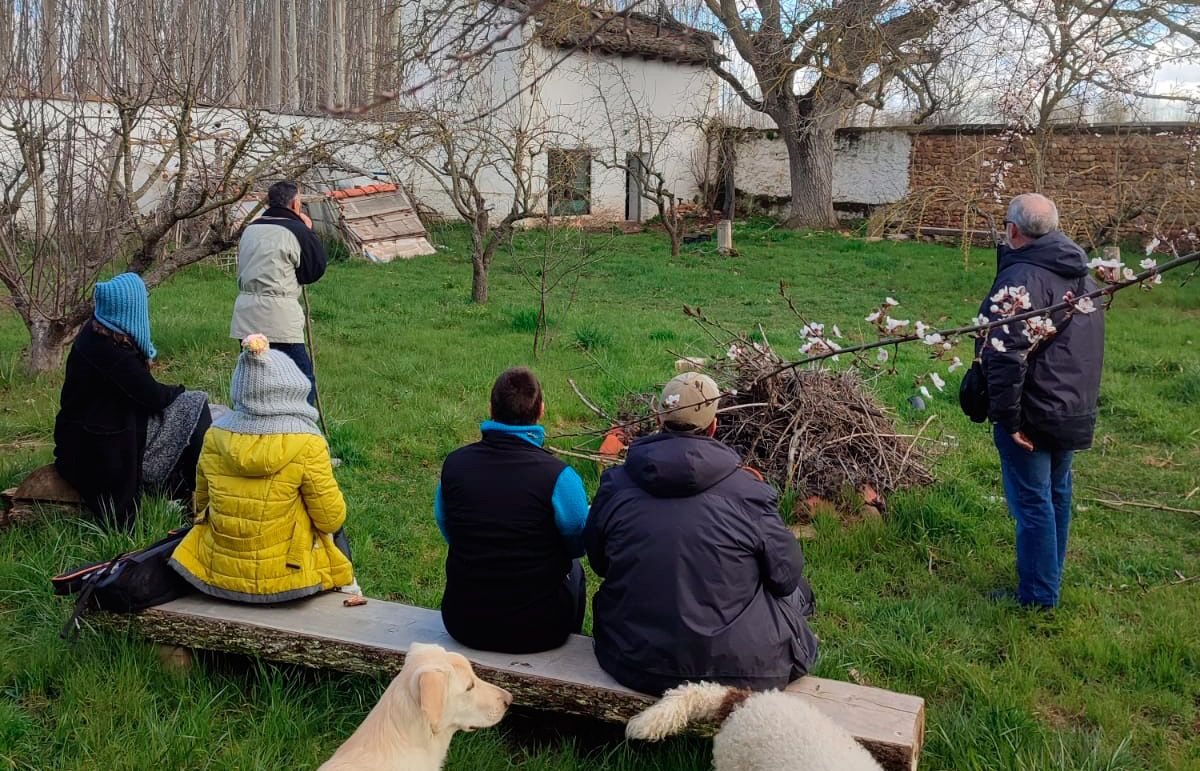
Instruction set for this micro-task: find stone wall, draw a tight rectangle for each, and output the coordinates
[902,125,1198,245]
[728,123,1198,244]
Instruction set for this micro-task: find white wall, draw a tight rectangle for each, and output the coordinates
[733,129,912,206]
[393,6,719,223]
[0,95,393,229]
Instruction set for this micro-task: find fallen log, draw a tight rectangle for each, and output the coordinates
[1,464,82,526]
[99,593,925,770]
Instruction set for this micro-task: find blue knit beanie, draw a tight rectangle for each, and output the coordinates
[94,273,156,360]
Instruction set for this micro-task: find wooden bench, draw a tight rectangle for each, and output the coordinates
[110,592,925,770]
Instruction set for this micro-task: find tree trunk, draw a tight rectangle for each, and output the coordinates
[781,120,838,229]
[229,2,245,104]
[40,0,60,95]
[324,0,336,104]
[471,256,489,304]
[25,316,82,375]
[267,0,282,106]
[286,0,299,108]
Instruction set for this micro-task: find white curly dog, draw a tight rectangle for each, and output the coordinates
[626,682,882,771]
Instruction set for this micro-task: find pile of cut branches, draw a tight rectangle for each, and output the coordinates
[612,341,937,504]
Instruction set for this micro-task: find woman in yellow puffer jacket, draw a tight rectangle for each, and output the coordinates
[170,335,355,603]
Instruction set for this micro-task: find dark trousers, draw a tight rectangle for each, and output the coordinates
[994,425,1074,608]
[272,342,317,406]
[566,559,587,634]
[442,560,586,654]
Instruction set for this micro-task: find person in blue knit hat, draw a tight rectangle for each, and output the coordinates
[54,273,211,529]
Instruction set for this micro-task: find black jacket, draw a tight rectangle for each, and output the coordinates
[979,231,1105,451]
[438,431,577,653]
[53,321,184,526]
[584,432,818,694]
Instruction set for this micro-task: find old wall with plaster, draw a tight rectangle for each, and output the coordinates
[730,129,913,209]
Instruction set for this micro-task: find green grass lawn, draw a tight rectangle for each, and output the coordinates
[1,222,1197,770]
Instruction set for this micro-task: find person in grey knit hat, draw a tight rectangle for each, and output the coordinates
[214,336,323,437]
[170,335,360,602]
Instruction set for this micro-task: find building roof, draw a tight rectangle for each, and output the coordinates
[499,1,718,65]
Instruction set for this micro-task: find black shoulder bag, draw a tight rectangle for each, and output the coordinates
[52,526,193,639]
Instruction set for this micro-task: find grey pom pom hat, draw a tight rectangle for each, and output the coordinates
[214,343,322,437]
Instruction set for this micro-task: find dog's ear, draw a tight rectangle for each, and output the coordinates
[416,668,449,732]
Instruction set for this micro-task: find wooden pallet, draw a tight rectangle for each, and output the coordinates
[108,593,925,770]
[1,464,82,526]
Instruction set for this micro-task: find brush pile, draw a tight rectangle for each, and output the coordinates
[613,341,936,504]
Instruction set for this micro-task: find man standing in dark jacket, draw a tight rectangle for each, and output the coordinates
[585,372,818,695]
[981,193,1105,608]
[231,180,327,405]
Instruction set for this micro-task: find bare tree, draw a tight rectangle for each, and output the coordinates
[511,224,611,357]
[657,0,970,228]
[0,9,357,373]
[398,102,554,303]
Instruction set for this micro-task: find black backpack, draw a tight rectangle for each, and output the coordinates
[52,527,193,639]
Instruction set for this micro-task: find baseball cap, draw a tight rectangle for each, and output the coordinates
[659,372,720,431]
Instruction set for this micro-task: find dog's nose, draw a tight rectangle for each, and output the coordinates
[502,689,514,706]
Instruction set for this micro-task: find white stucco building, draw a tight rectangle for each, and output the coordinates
[393,0,720,224]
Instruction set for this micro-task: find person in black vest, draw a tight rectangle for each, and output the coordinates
[435,368,590,653]
[585,372,818,695]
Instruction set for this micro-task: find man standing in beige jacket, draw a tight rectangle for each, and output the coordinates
[231,180,328,405]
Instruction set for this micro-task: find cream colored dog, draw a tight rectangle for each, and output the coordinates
[319,643,513,771]
[626,682,882,771]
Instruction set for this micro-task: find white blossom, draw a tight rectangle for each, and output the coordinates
[1072,296,1097,314]
[948,357,964,372]
[664,394,680,407]
[990,337,1007,352]
[877,349,889,363]
[989,286,1033,317]
[973,314,990,327]
[1022,315,1057,345]
[1139,258,1157,270]
[922,333,944,346]
[1122,267,1137,282]
[915,321,929,337]
[800,322,825,338]
[831,325,843,339]
[930,372,946,391]
[1144,238,1160,255]
[884,297,900,307]
[865,310,882,323]
[919,385,932,400]
[885,317,910,332]
[727,344,740,359]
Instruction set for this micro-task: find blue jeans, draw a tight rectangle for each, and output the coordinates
[272,342,317,406]
[994,425,1074,607]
